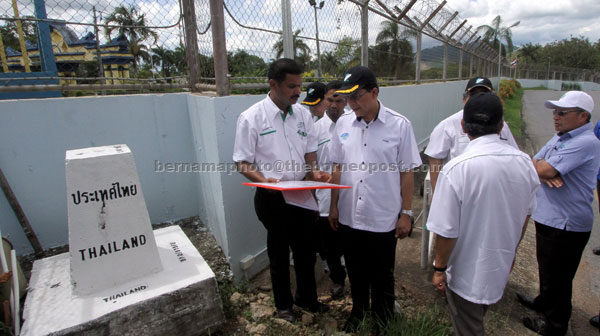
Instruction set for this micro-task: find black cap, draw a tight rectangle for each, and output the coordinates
[302,82,326,105]
[337,66,377,94]
[463,92,503,126]
[465,77,493,92]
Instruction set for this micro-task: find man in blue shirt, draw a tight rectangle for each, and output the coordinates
[517,91,600,335]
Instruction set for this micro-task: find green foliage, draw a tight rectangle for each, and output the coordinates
[477,15,520,58]
[218,279,249,319]
[561,82,582,91]
[500,80,524,138]
[228,50,267,77]
[0,17,37,51]
[517,36,600,71]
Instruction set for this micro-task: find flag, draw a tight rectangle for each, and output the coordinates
[511,58,519,68]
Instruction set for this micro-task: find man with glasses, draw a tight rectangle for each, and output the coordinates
[425,77,518,192]
[517,91,600,335]
[328,66,422,331]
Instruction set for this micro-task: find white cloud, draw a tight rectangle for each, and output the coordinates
[446,0,600,46]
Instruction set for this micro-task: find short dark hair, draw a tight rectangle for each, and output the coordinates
[326,80,343,92]
[463,92,503,138]
[268,58,303,83]
[464,122,503,138]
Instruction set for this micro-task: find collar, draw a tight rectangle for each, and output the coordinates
[265,93,293,121]
[463,133,502,152]
[355,100,386,124]
[558,122,592,141]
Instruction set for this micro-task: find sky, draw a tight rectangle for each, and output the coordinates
[445,0,600,47]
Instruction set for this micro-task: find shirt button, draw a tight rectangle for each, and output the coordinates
[360,180,363,183]
[364,144,367,146]
[359,197,362,200]
[366,126,369,129]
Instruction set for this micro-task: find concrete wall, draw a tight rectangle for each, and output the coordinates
[0,93,199,254]
[517,78,600,91]
[6,77,597,279]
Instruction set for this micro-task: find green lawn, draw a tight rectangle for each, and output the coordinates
[503,87,525,138]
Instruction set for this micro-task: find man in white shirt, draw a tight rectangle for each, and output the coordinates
[302,82,327,121]
[427,92,540,336]
[314,80,347,299]
[328,66,422,331]
[232,58,330,322]
[425,77,518,191]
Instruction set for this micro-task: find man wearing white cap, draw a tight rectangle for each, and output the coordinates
[517,91,600,335]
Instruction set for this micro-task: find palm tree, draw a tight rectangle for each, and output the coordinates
[272,29,311,65]
[104,5,158,72]
[375,20,414,78]
[477,15,519,76]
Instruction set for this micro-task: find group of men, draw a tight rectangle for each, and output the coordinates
[232,57,600,335]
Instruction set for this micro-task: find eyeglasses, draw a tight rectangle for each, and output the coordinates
[553,109,582,116]
[347,89,369,101]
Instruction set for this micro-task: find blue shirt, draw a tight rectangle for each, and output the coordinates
[532,123,600,232]
[595,120,600,180]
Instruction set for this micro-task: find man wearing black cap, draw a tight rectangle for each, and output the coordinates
[425,77,518,192]
[302,82,328,121]
[428,92,539,336]
[328,66,422,330]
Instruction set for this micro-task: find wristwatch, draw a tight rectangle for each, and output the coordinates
[401,209,413,217]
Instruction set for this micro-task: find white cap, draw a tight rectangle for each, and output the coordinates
[544,91,594,114]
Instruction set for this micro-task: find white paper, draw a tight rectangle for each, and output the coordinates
[282,190,318,211]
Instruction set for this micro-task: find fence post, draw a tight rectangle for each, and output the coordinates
[458,48,463,80]
[360,0,369,67]
[281,0,293,59]
[182,0,202,92]
[415,31,422,84]
[442,42,447,81]
[33,0,57,74]
[210,0,229,96]
[469,54,473,78]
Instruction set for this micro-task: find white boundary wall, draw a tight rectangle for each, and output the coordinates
[2,78,595,280]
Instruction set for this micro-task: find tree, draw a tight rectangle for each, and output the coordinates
[0,17,37,51]
[272,29,311,66]
[104,5,158,72]
[517,43,542,64]
[228,50,267,77]
[375,20,414,78]
[477,15,519,75]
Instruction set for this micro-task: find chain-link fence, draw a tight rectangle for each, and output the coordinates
[1,0,599,97]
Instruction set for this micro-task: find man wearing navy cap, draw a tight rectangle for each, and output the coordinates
[428,92,539,336]
[302,82,328,121]
[517,91,600,335]
[425,77,518,192]
[328,66,422,330]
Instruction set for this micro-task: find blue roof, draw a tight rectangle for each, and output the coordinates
[71,32,97,46]
[5,47,21,57]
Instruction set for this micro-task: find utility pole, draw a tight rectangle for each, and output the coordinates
[93,7,105,85]
[308,0,324,77]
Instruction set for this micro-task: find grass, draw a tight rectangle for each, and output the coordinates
[503,86,525,138]
[354,307,452,336]
[524,86,548,90]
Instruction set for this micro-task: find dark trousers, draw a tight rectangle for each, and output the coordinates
[339,223,397,323]
[254,188,318,310]
[533,222,591,335]
[317,216,346,285]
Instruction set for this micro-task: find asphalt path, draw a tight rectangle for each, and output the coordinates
[522,90,600,335]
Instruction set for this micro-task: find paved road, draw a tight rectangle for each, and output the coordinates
[522,90,600,335]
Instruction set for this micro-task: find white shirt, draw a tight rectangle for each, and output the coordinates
[426,134,540,305]
[315,114,335,216]
[329,102,422,232]
[233,94,318,181]
[425,109,519,163]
